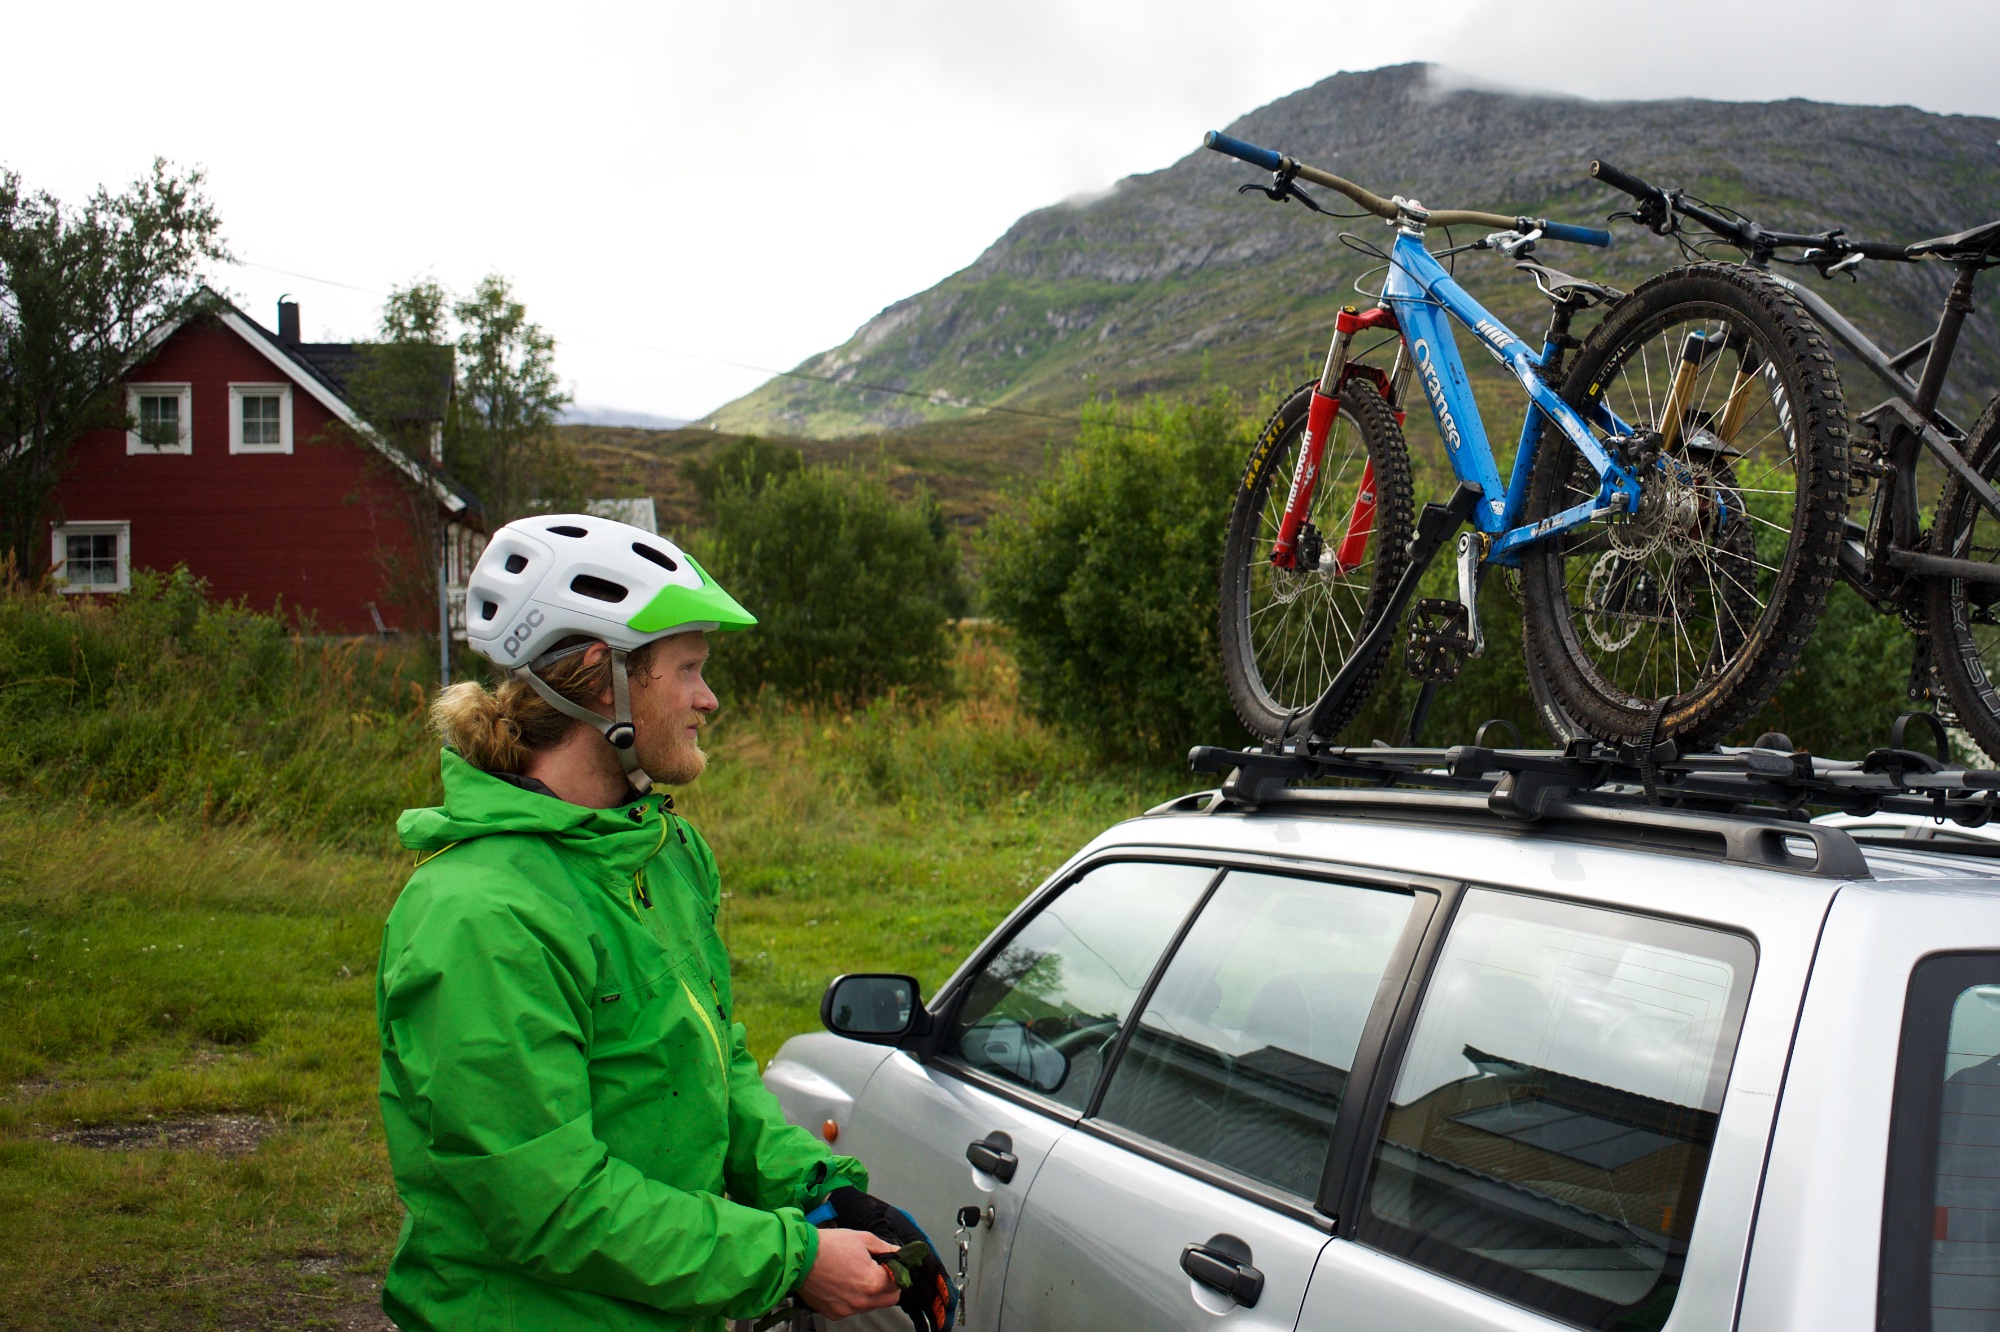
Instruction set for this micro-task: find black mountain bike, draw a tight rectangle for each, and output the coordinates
[1563,162,2000,756]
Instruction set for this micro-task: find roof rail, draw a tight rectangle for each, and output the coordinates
[1181,718,2000,880]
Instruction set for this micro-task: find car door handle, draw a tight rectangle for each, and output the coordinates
[1181,1234,1263,1308]
[965,1131,1018,1183]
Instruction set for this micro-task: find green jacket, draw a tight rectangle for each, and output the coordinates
[377,751,865,1330]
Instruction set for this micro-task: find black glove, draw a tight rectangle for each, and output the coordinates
[817,1186,957,1332]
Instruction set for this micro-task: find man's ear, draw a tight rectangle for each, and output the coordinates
[581,642,615,707]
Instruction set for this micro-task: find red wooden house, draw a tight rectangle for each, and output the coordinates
[44,294,482,634]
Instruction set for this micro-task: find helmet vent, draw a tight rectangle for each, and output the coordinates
[503,553,529,574]
[569,573,629,604]
[547,524,588,538]
[631,541,679,572]
[481,600,499,621]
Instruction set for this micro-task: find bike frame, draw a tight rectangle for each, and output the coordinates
[1758,266,2000,595]
[1285,228,1645,573]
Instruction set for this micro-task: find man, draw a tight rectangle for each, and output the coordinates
[376,514,933,1330]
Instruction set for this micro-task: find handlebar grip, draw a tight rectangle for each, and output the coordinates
[1540,220,1612,248]
[1204,130,1285,173]
[1589,159,1659,201]
[1854,237,1915,261]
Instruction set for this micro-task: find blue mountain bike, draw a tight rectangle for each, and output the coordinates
[1206,131,1849,747]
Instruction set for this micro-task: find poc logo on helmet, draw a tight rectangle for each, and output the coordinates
[502,608,546,656]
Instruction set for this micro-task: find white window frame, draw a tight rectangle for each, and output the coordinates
[50,521,131,594]
[228,382,294,454]
[126,383,193,455]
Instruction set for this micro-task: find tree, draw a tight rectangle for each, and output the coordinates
[982,391,1250,760]
[345,276,585,642]
[0,161,226,573]
[343,281,460,634]
[704,463,965,704]
[450,274,579,523]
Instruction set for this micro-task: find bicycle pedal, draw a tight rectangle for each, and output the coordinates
[1406,598,1473,683]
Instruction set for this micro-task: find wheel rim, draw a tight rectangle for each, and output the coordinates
[1239,403,1383,717]
[1550,303,1803,708]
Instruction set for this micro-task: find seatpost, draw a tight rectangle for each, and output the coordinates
[1913,264,1981,420]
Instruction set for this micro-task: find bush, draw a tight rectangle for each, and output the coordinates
[0,565,436,847]
[982,391,1252,760]
[702,463,965,704]
[683,436,804,515]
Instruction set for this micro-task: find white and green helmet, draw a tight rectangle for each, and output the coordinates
[464,513,753,786]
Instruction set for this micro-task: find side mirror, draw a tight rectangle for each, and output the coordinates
[821,973,933,1045]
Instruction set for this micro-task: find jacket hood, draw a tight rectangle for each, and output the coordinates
[399,749,671,878]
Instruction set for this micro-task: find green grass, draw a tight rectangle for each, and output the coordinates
[0,598,1176,1326]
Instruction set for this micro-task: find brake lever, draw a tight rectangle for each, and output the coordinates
[1803,248,1866,280]
[1238,168,1331,216]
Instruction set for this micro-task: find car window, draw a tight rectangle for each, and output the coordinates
[1094,871,1415,1198]
[949,860,1214,1111]
[1880,953,2000,1332]
[1358,889,1755,1332]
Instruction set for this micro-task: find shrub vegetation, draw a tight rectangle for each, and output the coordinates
[0,567,435,848]
[702,460,966,705]
[982,390,1254,760]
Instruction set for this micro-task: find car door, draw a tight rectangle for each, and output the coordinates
[1000,866,1437,1331]
[830,858,1219,1332]
[1295,887,1763,1332]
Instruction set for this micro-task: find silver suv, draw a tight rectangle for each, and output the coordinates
[765,752,2000,1331]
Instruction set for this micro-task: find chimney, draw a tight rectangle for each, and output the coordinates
[278,299,300,345]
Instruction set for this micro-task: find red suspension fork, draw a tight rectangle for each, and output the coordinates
[1270,305,1399,571]
[1332,460,1377,575]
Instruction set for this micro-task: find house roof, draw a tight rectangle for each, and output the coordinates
[288,341,456,426]
[137,290,483,526]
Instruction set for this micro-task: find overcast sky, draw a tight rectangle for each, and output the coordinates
[6,0,1995,422]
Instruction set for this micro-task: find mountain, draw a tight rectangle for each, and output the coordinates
[559,405,691,430]
[711,64,2000,439]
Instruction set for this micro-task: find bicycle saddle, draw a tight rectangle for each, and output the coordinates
[1515,261,1625,306]
[1906,218,2000,262]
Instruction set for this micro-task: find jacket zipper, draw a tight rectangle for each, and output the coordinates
[680,976,727,1070]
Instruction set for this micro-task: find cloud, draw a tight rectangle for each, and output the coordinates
[3,0,1991,420]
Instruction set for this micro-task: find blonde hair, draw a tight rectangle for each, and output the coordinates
[429,638,613,773]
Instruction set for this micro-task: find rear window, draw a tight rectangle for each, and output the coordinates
[1356,889,1756,1331]
[1882,953,2000,1332]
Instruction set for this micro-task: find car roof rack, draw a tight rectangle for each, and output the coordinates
[1181,714,2000,882]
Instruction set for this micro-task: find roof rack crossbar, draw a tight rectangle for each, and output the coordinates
[1186,729,2000,880]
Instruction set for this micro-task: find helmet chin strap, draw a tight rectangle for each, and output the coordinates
[514,647,655,793]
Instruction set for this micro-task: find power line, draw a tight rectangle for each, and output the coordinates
[227,257,381,294]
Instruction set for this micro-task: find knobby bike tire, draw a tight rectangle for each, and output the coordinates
[1521,262,1850,746]
[1927,394,2000,762]
[1220,378,1414,742]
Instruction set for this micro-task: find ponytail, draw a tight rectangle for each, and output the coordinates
[428,638,612,773]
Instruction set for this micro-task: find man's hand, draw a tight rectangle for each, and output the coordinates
[798,1227,903,1319]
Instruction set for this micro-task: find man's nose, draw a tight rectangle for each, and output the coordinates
[693,682,719,713]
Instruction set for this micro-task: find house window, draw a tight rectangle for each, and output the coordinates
[229,383,293,453]
[51,522,131,593]
[126,384,192,454]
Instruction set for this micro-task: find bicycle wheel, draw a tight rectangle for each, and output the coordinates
[1927,396,2000,761]
[1220,377,1414,741]
[1520,262,1850,746]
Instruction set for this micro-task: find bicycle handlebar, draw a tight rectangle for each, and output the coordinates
[1591,159,1914,263]
[1203,130,1285,174]
[1542,220,1614,248]
[1205,131,1609,246]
